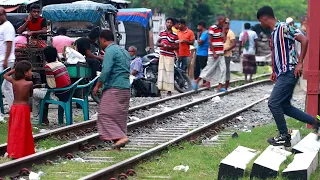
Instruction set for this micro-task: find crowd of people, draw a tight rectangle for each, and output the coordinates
[0,2,319,160]
[156,15,260,95]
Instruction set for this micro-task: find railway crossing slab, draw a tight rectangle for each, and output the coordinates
[250,145,292,179]
[292,133,320,153]
[282,151,318,180]
[218,146,258,180]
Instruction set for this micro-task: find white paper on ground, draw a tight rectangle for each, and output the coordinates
[173,165,189,172]
[29,171,44,180]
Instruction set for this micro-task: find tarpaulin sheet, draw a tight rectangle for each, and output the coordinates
[117,8,152,28]
[42,1,117,24]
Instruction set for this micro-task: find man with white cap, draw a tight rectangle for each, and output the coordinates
[286,17,307,96]
[286,17,295,27]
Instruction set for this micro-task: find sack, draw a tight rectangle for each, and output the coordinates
[65,46,86,64]
[132,79,160,97]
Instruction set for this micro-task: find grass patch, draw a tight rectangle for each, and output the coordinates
[0,122,8,144]
[36,137,67,150]
[257,65,272,75]
[0,121,41,144]
[73,116,85,123]
[37,150,141,180]
[134,119,320,180]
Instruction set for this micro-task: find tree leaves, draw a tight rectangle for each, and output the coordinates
[131,0,307,28]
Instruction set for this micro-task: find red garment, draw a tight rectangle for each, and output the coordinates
[27,17,45,31]
[7,104,35,159]
[208,24,224,55]
[159,30,179,57]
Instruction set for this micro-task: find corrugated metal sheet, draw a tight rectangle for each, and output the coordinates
[0,0,39,6]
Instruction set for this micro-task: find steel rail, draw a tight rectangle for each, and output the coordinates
[80,96,269,179]
[0,73,270,155]
[0,79,271,177]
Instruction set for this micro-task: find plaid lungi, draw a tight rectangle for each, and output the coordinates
[157,55,175,91]
[242,54,257,74]
[97,88,130,141]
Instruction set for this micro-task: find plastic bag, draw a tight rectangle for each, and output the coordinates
[65,46,86,64]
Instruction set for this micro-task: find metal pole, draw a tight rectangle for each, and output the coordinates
[305,0,320,128]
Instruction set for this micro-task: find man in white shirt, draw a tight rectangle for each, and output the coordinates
[0,7,16,111]
[239,23,258,82]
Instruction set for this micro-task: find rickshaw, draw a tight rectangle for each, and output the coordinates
[7,13,28,33]
[41,1,119,103]
[117,8,154,57]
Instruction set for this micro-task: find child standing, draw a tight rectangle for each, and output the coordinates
[4,61,34,159]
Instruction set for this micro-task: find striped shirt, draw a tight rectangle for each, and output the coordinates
[208,24,224,55]
[45,61,71,88]
[159,30,179,57]
[271,22,301,77]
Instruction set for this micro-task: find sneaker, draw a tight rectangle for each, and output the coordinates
[267,134,291,147]
[192,81,199,90]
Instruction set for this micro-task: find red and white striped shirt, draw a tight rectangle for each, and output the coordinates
[158,30,179,57]
[208,24,224,55]
[45,61,71,88]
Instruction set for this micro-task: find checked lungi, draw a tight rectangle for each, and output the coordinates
[157,55,175,91]
[242,54,257,74]
[97,88,130,141]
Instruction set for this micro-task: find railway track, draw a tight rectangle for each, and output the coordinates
[0,76,271,179]
[80,97,269,180]
[0,73,270,156]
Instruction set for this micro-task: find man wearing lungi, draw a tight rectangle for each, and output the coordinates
[238,23,258,83]
[156,18,179,96]
[93,30,130,149]
[193,14,227,92]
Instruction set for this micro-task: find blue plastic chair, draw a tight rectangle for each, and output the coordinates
[72,76,99,121]
[39,78,83,125]
[0,68,11,114]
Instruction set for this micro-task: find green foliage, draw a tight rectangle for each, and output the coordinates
[131,0,307,28]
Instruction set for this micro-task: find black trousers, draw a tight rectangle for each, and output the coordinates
[43,90,71,119]
[194,55,208,79]
[86,58,102,78]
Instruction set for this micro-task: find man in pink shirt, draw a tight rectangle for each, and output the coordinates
[52,27,74,57]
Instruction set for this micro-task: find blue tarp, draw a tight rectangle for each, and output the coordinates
[117,8,152,28]
[42,1,117,24]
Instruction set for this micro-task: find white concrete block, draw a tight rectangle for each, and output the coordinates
[290,130,301,147]
[250,146,292,179]
[282,151,318,180]
[218,146,258,180]
[292,133,320,153]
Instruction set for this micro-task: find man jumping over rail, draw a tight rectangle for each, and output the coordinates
[257,6,320,147]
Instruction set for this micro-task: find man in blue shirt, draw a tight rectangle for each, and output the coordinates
[194,20,209,80]
[257,6,320,147]
[128,46,144,79]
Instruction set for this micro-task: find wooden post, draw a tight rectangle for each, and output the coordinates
[305,0,320,128]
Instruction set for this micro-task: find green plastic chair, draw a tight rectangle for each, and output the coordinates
[72,76,99,121]
[0,68,11,114]
[39,78,83,125]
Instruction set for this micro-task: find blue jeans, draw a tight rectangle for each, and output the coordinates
[176,56,189,72]
[268,70,315,135]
